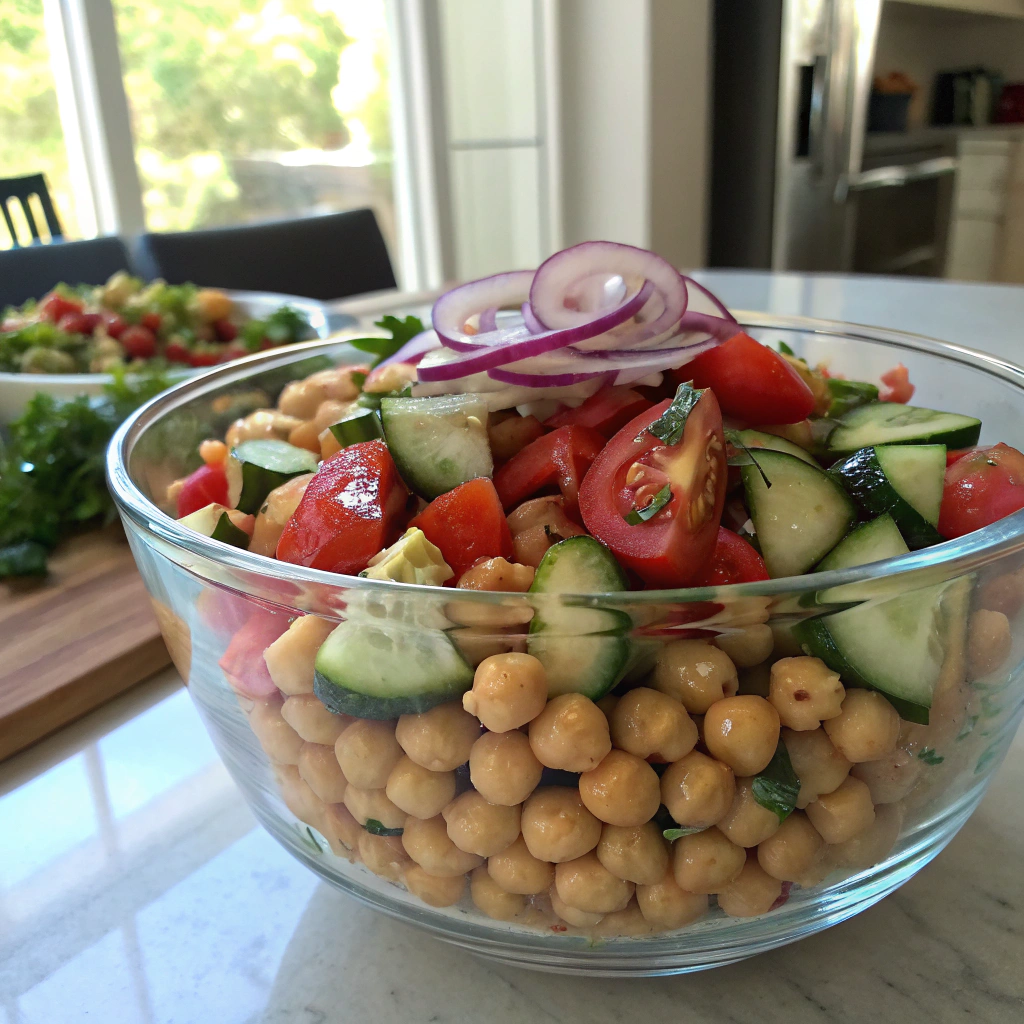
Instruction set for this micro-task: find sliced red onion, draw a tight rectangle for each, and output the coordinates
[432,269,534,346]
[379,328,441,366]
[676,310,741,340]
[479,306,498,333]
[521,302,545,334]
[682,276,737,322]
[489,366,612,387]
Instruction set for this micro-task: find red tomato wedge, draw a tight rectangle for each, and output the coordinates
[879,363,915,403]
[545,386,652,438]
[695,527,769,586]
[938,443,1024,539]
[276,440,408,574]
[579,389,727,587]
[176,462,229,518]
[218,608,290,699]
[493,424,605,517]
[409,477,514,581]
[680,332,815,425]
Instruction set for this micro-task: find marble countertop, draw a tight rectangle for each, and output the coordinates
[3,272,1024,1023]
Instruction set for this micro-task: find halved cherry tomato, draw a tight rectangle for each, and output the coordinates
[276,440,407,574]
[101,311,127,338]
[695,527,769,586]
[39,291,83,323]
[120,324,158,359]
[140,311,163,332]
[213,318,238,342]
[218,608,290,699]
[165,342,192,364]
[493,424,605,517]
[176,462,229,517]
[879,363,914,403]
[680,332,815,424]
[545,386,652,438]
[57,311,101,335]
[938,443,1024,539]
[579,390,727,587]
[409,477,514,581]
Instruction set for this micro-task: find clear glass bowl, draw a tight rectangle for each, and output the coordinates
[107,314,1024,976]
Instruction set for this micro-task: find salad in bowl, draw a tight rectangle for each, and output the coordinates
[108,241,1024,974]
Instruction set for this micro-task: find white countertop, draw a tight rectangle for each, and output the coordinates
[3,272,1024,1023]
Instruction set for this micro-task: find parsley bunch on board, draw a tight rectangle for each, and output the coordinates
[0,367,171,577]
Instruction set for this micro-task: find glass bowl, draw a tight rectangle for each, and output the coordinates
[107,314,1024,976]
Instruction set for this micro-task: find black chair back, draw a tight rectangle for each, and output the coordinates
[132,208,397,301]
[0,236,131,309]
[1,174,64,247]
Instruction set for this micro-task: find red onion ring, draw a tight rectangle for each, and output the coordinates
[682,275,737,322]
[478,306,498,333]
[432,270,534,347]
[521,302,545,334]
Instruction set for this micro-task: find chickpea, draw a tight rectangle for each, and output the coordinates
[262,614,333,695]
[401,815,484,877]
[343,787,407,831]
[555,853,635,914]
[717,778,781,847]
[463,653,548,732]
[653,640,739,714]
[823,690,900,763]
[450,626,522,667]
[442,791,521,857]
[851,748,922,805]
[488,413,544,462]
[308,366,366,403]
[717,856,782,918]
[596,823,669,885]
[287,419,322,455]
[250,473,315,558]
[396,702,481,772]
[714,624,774,668]
[610,687,698,763]
[364,361,418,394]
[281,694,348,745]
[320,802,362,859]
[458,557,536,593]
[830,802,904,870]
[250,699,304,765]
[313,399,357,435]
[805,776,875,845]
[968,609,1012,677]
[297,743,348,804]
[769,657,846,731]
[521,787,602,863]
[507,497,586,568]
[385,756,456,819]
[550,888,604,928]
[592,900,655,937]
[199,439,228,465]
[636,872,708,931]
[358,831,409,882]
[978,571,1024,618]
[276,764,325,827]
[335,720,404,790]
[469,730,543,806]
[278,368,362,419]
[783,727,852,808]
[578,750,661,827]
[404,865,466,908]
[529,694,611,772]
[488,835,555,895]
[470,866,526,920]
[318,426,342,461]
[757,811,824,882]
[703,696,781,776]
[660,751,735,829]
[672,827,746,894]
[225,409,302,448]
[195,287,232,322]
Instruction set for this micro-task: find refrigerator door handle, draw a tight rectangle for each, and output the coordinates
[846,157,959,192]
[808,53,829,178]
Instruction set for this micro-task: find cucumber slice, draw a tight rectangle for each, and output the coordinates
[380,394,493,499]
[178,503,250,549]
[813,514,910,604]
[227,439,319,514]
[733,429,819,467]
[826,402,981,455]
[527,536,631,699]
[314,618,473,719]
[741,450,856,579]
[329,408,383,447]
[830,445,945,549]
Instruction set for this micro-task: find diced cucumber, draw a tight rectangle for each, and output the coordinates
[812,514,910,604]
[380,394,493,499]
[826,379,879,419]
[527,536,631,699]
[329,408,383,447]
[826,402,981,455]
[740,450,856,579]
[226,439,319,514]
[178,502,250,549]
[829,445,945,549]
[733,429,819,467]
[314,618,473,719]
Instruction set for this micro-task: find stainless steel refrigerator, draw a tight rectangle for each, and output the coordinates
[710,0,956,276]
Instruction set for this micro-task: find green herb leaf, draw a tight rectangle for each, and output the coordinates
[918,747,945,766]
[956,714,979,742]
[663,825,707,841]
[752,739,800,822]
[350,370,367,389]
[826,378,879,419]
[363,818,404,837]
[346,314,425,368]
[644,381,706,446]
[624,483,672,525]
[778,340,795,356]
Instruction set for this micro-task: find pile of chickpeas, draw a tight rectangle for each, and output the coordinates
[232,574,1018,939]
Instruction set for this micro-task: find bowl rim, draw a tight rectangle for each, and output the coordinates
[107,309,1024,604]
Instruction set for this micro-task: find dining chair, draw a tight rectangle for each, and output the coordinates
[1,174,64,247]
[131,207,397,301]
[0,236,132,309]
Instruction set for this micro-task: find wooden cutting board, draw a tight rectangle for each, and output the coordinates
[0,527,171,761]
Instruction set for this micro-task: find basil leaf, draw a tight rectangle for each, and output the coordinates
[826,378,879,419]
[624,483,672,525]
[918,747,944,766]
[778,340,795,356]
[364,818,404,837]
[663,825,707,841]
[350,370,367,389]
[751,739,800,822]
[653,804,705,841]
[644,382,706,446]
[347,314,425,368]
